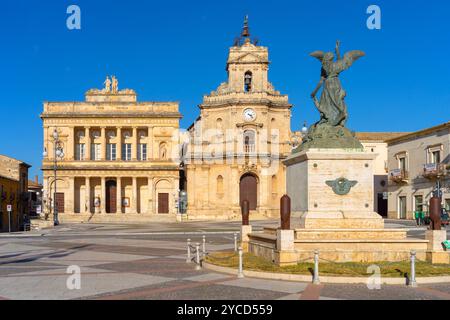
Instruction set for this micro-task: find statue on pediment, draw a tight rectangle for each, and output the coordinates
[111,76,119,93]
[103,76,111,93]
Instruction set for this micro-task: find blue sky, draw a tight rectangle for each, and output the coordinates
[1,0,449,179]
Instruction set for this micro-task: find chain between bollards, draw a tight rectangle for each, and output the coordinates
[313,250,320,285]
[238,246,244,278]
[195,243,201,270]
[409,250,417,287]
[186,238,191,263]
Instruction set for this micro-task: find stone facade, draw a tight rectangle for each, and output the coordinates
[184,26,292,220]
[386,122,450,220]
[41,80,182,223]
[0,155,30,232]
[356,132,409,216]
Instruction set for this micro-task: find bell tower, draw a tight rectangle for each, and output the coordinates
[186,16,293,220]
[227,16,270,93]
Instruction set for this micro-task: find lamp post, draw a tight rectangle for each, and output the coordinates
[43,128,64,226]
[301,122,308,138]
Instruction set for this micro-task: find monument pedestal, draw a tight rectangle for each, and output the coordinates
[285,149,380,224]
[426,230,449,264]
[248,149,429,265]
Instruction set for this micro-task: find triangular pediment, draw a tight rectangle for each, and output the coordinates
[229,52,266,64]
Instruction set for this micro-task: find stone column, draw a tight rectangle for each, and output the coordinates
[101,127,107,160]
[132,177,138,213]
[116,177,122,214]
[68,127,75,161]
[69,177,75,214]
[148,126,154,160]
[132,127,138,161]
[43,127,49,160]
[85,127,91,160]
[186,165,195,208]
[117,127,122,160]
[260,171,269,209]
[147,177,154,214]
[85,177,90,214]
[231,166,240,207]
[100,177,106,214]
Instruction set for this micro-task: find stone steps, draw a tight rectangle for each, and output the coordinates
[294,228,408,240]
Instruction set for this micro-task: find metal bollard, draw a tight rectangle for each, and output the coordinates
[202,235,206,258]
[409,250,417,287]
[195,243,201,270]
[238,246,244,278]
[234,232,238,252]
[313,250,320,285]
[186,239,191,263]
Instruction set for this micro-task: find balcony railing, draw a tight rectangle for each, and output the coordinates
[389,169,409,183]
[244,145,256,153]
[423,163,447,179]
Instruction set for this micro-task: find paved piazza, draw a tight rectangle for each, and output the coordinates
[0,220,449,300]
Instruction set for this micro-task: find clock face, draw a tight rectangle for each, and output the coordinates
[243,108,256,122]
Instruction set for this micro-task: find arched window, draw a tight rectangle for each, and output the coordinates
[216,118,223,129]
[244,130,255,153]
[244,71,252,92]
[217,175,224,195]
[216,118,223,137]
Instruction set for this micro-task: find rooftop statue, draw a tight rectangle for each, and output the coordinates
[295,41,365,152]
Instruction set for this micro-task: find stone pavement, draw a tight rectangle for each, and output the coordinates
[0,221,449,300]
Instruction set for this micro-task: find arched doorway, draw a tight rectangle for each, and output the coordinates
[240,174,258,210]
[105,180,117,214]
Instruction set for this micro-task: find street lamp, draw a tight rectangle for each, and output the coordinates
[301,122,308,138]
[43,128,64,226]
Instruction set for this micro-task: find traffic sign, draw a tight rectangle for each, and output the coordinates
[7,204,12,212]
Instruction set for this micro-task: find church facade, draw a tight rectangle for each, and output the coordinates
[183,20,294,220]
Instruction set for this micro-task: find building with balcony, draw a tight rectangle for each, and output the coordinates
[183,19,292,219]
[0,155,31,232]
[355,132,408,217]
[386,121,450,219]
[41,79,182,223]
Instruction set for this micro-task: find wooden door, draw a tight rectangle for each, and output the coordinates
[240,174,257,210]
[106,180,117,214]
[158,193,169,214]
[377,193,388,217]
[399,196,407,219]
[55,193,65,213]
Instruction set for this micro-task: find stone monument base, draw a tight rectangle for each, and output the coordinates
[299,211,384,229]
[249,226,429,266]
[425,230,449,264]
[246,148,436,266]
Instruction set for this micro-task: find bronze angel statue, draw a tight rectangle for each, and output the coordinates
[310,41,365,127]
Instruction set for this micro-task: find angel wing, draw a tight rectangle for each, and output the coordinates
[310,50,325,62]
[339,50,365,71]
[325,181,335,188]
[349,180,358,188]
